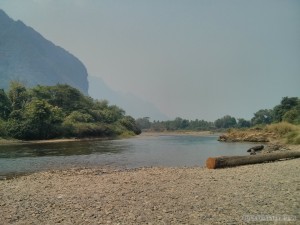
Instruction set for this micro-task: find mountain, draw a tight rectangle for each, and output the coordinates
[0,9,88,94]
[88,76,169,121]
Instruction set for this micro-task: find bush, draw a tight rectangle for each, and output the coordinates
[265,122,300,144]
[265,122,297,136]
[0,119,7,137]
[1,83,140,140]
[63,122,117,138]
[286,130,300,144]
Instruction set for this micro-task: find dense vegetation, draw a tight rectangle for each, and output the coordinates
[136,97,300,131]
[0,82,141,140]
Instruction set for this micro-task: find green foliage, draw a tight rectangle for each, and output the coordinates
[251,109,273,126]
[250,97,299,126]
[140,117,214,131]
[138,96,299,133]
[136,117,151,130]
[0,119,7,137]
[119,116,141,135]
[64,111,94,124]
[8,81,28,110]
[283,109,300,124]
[1,81,298,140]
[0,89,11,119]
[101,105,125,123]
[30,84,93,114]
[214,115,237,129]
[237,118,251,128]
[273,97,298,122]
[64,123,116,138]
[0,82,140,140]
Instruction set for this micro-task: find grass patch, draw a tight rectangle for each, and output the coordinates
[286,130,300,145]
[265,122,298,136]
[265,122,300,144]
[0,137,21,145]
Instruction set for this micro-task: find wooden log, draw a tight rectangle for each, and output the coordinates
[247,145,264,152]
[206,151,300,169]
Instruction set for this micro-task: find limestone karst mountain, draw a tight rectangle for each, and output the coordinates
[0,9,88,94]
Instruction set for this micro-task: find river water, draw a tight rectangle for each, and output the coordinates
[0,134,255,178]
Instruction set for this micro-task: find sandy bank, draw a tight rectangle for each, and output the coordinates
[1,159,299,224]
[0,131,216,146]
[0,137,117,146]
[139,130,217,137]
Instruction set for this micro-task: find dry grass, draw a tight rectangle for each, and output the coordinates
[265,122,298,135]
[222,122,300,145]
[265,122,300,144]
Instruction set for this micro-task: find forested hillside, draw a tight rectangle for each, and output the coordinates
[0,82,141,140]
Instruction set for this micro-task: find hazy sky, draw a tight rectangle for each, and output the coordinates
[1,0,299,121]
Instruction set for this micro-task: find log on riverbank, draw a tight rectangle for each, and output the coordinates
[206,150,300,169]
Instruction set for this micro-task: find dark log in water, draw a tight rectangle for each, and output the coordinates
[206,151,300,169]
[247,145,264,152]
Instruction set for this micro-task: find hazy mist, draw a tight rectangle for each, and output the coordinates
[1,0,299,120]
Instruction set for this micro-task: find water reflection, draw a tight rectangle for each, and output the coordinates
[0,135,256,178]
[0,140,129,158]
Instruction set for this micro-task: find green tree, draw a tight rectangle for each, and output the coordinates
[0,119,7,137]
[136,117,151,130]
[6,99,63,140]
[251,109,273,125]
[102,105,125,123]
[214,115,237,129]
[283,109,300,124]
[31,84,93,114]
[8,81,28,110]
[23,99,55,139]
[64,111,94,124]
[0,89,12,119]
[2,82,141,140]
[119,116,141,135]
[273,97,298,122]
[237,118,251,128]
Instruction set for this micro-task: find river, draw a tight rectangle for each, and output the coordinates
[0,134,256,178]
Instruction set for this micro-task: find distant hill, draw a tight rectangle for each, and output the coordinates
[0,9,88,94]
[88,76,169,121]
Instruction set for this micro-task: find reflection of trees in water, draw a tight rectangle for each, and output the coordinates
[0,140,131,158]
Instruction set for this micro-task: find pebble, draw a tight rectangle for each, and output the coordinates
[0,158,299,224]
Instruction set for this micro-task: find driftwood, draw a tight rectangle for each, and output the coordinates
[206,151,300,169]
[247,145,264,152]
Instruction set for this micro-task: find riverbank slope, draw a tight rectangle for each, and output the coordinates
[1,158,299,224]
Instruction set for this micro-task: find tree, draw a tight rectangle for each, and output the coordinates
[6,99,63,140]
[214,115,237,129]
[251,109,273,126]
[23,99,55,139]
[273,97,298,122]
[283,109,300,124]
[136,117,151,130]
[2,82,141,140]
[119,116,141,135]
[64,111,94,124]
[30,84,93,114]
[102,105,125,123]
[0,89,12,119]
[237,118,251,128]
[8,81,28,110]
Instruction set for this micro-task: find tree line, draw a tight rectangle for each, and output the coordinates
[0,82,141,140]
[136,97,300,131]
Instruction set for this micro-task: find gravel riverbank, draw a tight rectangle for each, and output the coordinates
[1,158,299,225]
